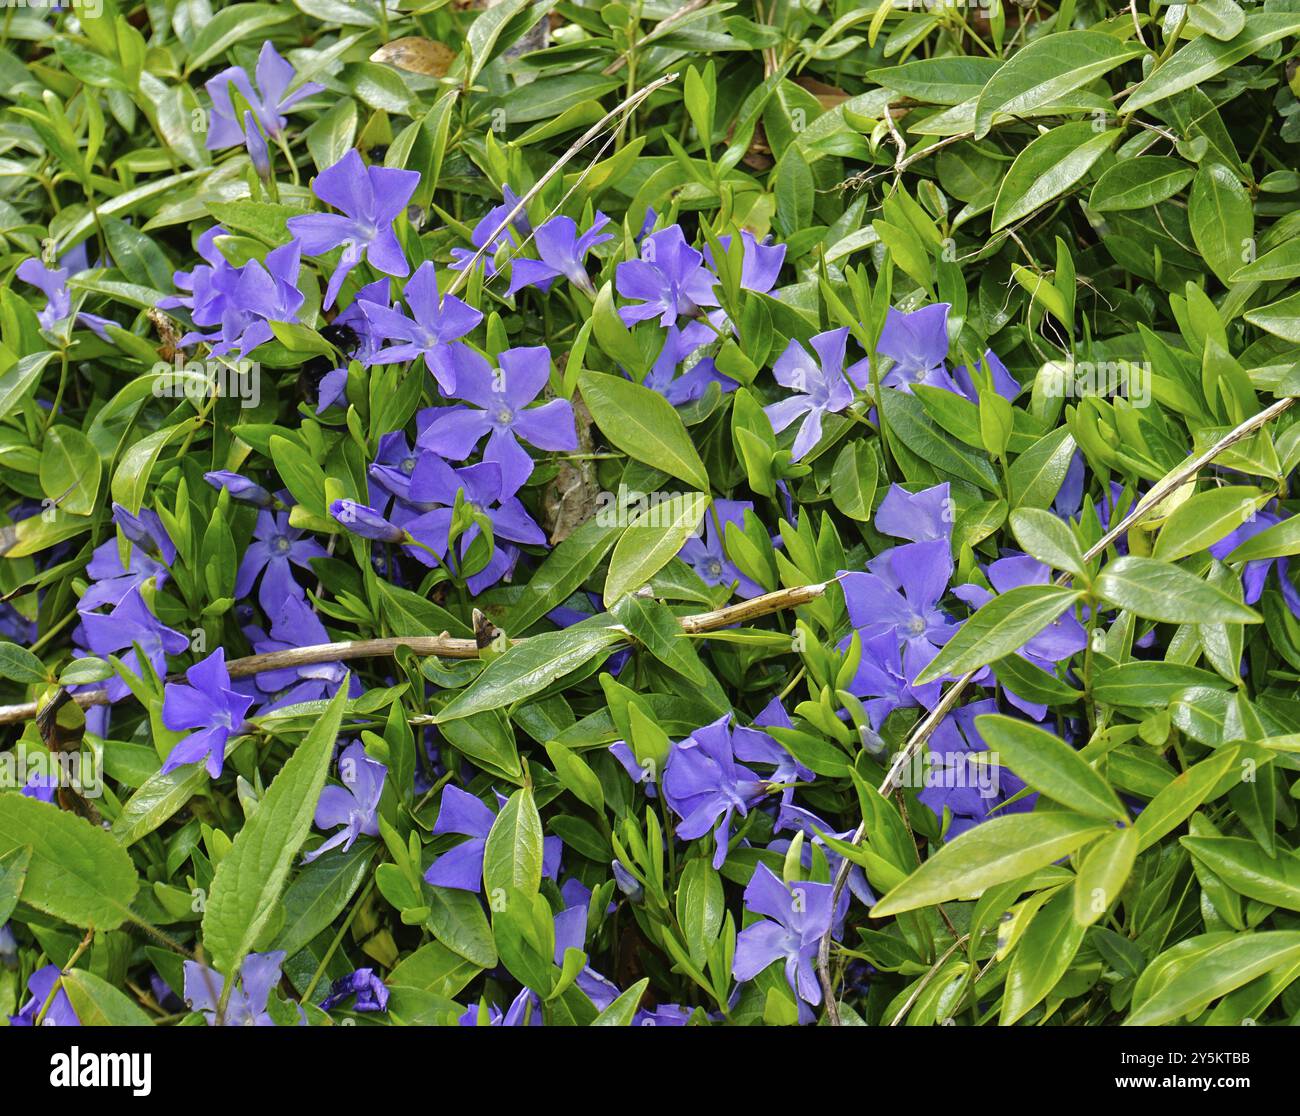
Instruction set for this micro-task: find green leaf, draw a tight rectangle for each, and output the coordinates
[435,624,624,722]
[483,787,545,898]
[544,741,605,814]
[1094,555,1261,624]
[914,585,1083,684]
[1226,514,1300,562]
[578,371,710,492]
[113,763,209,847]
[1188,162,1253,285]
[992,123,1120,232]
[592,978,650,1025]
[974,31,1144,139]
[273,840,376,960]
[871,813,1110,917]
[62,969,155,1026]
[1125,932,1300,1025]
[677,857,725,967]
[1153,486,1260,562]
[506,517,622,633]
[1073,826,1138,927]
[1092,661,1229,707]
[1000,886,1087,1024]
[0,643,48,685]
[1134,746,1239,851]
[1121,13,1300,113]
[1181,837,1300,912]
[0,352,56,422]
[830,439,879,522]
[0,844,31,926]
[603,492,710,606]
[1230,237,1300,283]
[976,714,1127,821]
[879,389,1001,493]
[1008,427,1076,509]
[0,793,138,929]
[202,682,349,976]
[611,594,708,683]
[40,426,101,517]
[1088,157,1195,212]
[1009,508,1087,578]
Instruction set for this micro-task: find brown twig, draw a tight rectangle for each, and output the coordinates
[0,579,841,725]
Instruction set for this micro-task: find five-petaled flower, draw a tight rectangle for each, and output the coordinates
[287,149,419,309]
[161,648,254,778]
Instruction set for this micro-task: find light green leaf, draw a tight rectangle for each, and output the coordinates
[992,123,1120,232]
[976,714,1127,821]
[0,793,139,929]
[202,682,349,976]
[1095,555,1261,624]
[871,813,1110,917]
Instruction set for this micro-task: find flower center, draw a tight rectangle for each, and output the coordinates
[272,535,292,555]
[494,405,514,426]
[906,614,927,636]
[704,558,724,579]
[401,455,417,475]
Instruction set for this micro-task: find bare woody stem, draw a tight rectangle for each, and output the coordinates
[816,393,1297,1026]
[0,579,839,725]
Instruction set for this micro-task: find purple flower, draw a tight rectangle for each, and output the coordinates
[662,714,769,869]
[183,950,303,1026]
[678,499,765,599]
[1054,451,1087,519]
[80,504,176,612]
[772,804,876,910]
[764,327,867,461]
[917,700,1037,840]
[419,345,577,494]
[732,863,836,1022]
[287,149,418,309]
[183,240,305,356]
[204,470,273,507]
[402,458,546,593]
[159,225,241,326]
[450,186,531,277]
[330,499,406,542]
[616,225,719,326]
[702,230,786,294]
[244,111,272,181]
[953,349,1019,404]
[424,785,562,891]
[553,880,621,1011]
[304,741,385,863]
[8,965,79,1027]
[358,261,483,392]
[842,629,941,731]
[953,554,1087,719]
[235,507,327,615]
[161,648,254,778]
[77,587,189,701]
[609,741,657,796]
[641,321,736,406]
[205,42,323,149]
[1210,506,1300,619]
[842,539,960,660]
[21,771,58,803]
[633,1004,694,1026]
[459,986,540,1026]
[878,303,956,393]
[876,482,952,543]
[332,278,392,366]
[507,212,612,297]
[17,258,113,340]
[320,968,389,1014]
[732,698,813,805]
[248,595,358,712]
